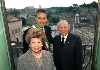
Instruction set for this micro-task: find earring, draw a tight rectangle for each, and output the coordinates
[42,45,43,46]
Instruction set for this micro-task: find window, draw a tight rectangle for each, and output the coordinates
[12,30,14,35]
[15,29,18,33]
[18,28,20,32]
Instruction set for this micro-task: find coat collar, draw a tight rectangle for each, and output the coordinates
[26,49,48,62]
[60,33,73,41]
[60,33,73,54]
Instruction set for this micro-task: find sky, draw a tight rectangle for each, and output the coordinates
[4,0,98,9]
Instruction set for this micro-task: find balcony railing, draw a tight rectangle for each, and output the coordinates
[12,42,93,70]
[82,44,93,70]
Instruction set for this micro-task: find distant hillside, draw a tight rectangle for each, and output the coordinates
[46,1,97,13]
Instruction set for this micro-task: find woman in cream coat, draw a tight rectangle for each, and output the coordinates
[17,28,55,70]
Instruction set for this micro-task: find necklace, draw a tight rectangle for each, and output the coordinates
[35,53,42,59]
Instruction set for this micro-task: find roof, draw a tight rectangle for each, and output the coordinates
[7,14,14,21]
[7,14,22,22]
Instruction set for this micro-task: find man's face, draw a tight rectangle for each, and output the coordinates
[58,21,69,36]
[35,12,47,28]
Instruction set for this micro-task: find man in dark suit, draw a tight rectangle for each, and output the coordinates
[23,9,53,53]
[53,20,82,70]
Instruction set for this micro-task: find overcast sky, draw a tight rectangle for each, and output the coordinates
[4,0,98,9]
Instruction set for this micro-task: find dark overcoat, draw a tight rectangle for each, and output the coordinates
[53,33,82,70]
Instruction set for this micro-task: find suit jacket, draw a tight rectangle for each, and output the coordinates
[17,50,56,70]
[23,24,53,53]
[53,33,82,70]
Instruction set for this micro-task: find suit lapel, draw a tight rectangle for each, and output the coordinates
[58,35,63,52]
[44,26,47,34]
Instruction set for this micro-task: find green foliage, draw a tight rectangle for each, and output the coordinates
[50,15,60,23]
[79,1,97,8]
[72,8,78,13]
[46,1,97,14]
[47,6,79,13]
[21,17,26,25]
[47,11,52,19]
[91,1,97,8]
[79,3,87,7]
[68,6,73,12]
[7,9,20,16]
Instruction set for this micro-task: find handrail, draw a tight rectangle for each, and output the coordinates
[12,47,23,57]
[82,44,93,70]
[12,44,93,70]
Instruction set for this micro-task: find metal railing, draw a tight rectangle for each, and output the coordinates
[12,28,94,70]
[82,44,93,70]
[12,43,93,70]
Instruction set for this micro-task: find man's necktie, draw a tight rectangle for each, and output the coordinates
[62,37,64,48]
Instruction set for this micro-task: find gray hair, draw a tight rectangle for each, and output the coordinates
[57,20,70,29]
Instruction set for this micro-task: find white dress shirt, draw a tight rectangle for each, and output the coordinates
[61,34,68,43]
[40,27,45,32]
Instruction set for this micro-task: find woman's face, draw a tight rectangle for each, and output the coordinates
[29,38,42,53]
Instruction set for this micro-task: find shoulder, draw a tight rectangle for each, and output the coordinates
[44,25,51,29]
[68,33,79,37]
[23,24,36,34]
[69,33,80,38]
[23,28,30,35]
[54,35,60,39]
[17,54,26,63]
[18,53,27,60]
[42,50,50,54]
[42,50,52,56]
[17,51,30,62]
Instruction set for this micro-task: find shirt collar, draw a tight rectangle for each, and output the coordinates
[39,27,45,32]
[39,26,44,29]
[61,34,68,41]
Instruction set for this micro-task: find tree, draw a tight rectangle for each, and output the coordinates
[90,1,97,8]
[79,1,97,8]
[72,8,78,13]
[21,17,26,25]
[68,6,73,12]
[50,15,60,23]
[47,11,52,19]
[7,9,20,16]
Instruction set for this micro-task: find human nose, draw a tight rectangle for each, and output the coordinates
[40,18,44,22]
[40,20,44,23]
[34,43,38,47]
